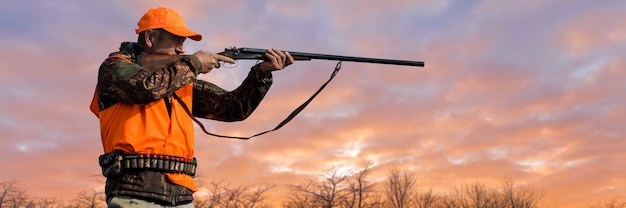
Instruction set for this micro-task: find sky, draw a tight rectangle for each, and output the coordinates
[0,0,625,207]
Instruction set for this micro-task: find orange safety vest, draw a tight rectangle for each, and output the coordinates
[90,84,198,191]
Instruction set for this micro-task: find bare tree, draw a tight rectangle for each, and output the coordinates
[193,180,275,208]
[500,178,543,208]
[67,189,105,208]
[437,179,549,208]
[282,182,323,208]
[221,185,246,208]
[194,180,225,208]
[365,192,387,208]
[29,197,59,208]
[467,182,500,208]
[286,167,349,208]
[439,182,499,208]
[282,183,321,208]
[589,199,626,208]
[440,186,468,208]
[0,180,33,208]
[341,162,378,208]
[384,167,417,208]
[414,187,438,208]
[240,184,275,208]
[0,180,18,207]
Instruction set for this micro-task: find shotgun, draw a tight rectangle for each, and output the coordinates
[219,47,425,67]
[137,48,424,139]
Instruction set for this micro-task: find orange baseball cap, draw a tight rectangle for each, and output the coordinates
[135,7,202,41]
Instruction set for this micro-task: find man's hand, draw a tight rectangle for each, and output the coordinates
[259,48,295,72]
[193,50,236,74]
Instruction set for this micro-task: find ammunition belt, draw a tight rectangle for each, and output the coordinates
[122,154,196,176]
[99,151,196,177]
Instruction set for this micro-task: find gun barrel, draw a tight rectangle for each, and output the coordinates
[238,48,424,67]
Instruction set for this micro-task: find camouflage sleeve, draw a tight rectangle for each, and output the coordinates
[97,54,202,109]
[192,64,273,122]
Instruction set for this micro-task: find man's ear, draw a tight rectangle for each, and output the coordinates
[144,29,154,48]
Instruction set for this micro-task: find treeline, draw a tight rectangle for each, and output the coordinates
[1,164,624,208]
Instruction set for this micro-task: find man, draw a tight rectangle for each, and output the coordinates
[90,7,294,207]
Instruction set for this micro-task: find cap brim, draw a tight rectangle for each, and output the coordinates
[163,27,202,41]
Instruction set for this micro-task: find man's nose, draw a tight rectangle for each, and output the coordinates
[175,45,185,55]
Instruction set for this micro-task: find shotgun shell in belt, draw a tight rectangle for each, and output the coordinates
[130,156,137,169]
[139,155,146,169]
[123,157,130,169]
[157,155,164,170]
[163,155,170,170]
[150,154,155,168]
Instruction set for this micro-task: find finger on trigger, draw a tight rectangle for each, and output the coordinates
[218,55,236,64]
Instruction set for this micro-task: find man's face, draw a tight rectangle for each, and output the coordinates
[149,31,186,55]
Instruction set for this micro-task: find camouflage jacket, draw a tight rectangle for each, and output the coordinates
[97,42,273,120]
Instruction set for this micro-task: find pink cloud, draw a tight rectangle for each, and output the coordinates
[558,8,626,56]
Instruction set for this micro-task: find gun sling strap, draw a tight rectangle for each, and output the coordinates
[172,61,343,140]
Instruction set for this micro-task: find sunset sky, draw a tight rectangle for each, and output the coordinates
[1,0,625,207]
